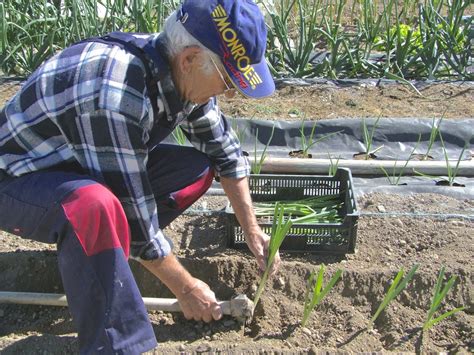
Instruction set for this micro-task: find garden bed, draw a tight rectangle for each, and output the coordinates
[0,192,473,353]
[0,80,473,353]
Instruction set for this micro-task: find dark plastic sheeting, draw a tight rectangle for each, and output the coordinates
[226,117,473,161]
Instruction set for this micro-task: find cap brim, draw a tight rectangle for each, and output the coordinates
[222,56,275,99]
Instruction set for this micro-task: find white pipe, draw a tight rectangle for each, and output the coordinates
[252,157,474,176]
[0,291,253,319]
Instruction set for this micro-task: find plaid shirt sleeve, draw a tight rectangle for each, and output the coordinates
[180,99,250,178]
[1,40,248,261]
[71,46,171,259]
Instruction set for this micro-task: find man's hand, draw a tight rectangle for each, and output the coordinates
[140,254,222,322]
[245,229,281,277]
[220,176,282,277]
[177,279,222,322]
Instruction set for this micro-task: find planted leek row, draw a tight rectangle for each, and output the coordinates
[2,0,471,79]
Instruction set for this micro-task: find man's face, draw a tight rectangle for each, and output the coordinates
[175,48,236,104]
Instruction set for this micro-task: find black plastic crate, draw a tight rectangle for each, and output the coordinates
[226,168,359,254]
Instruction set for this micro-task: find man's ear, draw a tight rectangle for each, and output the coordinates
[178,46,202,74]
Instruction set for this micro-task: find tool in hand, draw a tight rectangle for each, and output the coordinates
[0,291,254,323]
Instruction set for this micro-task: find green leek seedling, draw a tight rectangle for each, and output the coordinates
[424,116,443,160]
[439,131,467,186]
[171,126,187,146]
[301,264,343,327]
[231,117,249,146]
[422,267,465,331]
[251,124,275,174]
[299,121,342,158]
[252,202,293,309]
[380,134,421,185]
[361,117,383,160]
[253,195,342,224]
[368,264,419,329]
[328,154,341,176]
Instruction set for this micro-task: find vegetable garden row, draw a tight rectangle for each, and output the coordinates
[1,0,472,80]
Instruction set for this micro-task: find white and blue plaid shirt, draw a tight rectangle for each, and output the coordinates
[0,33,250,259]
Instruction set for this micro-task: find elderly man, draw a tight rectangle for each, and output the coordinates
[0,0,279,353]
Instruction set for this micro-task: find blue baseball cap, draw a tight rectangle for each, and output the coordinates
[177,0,275,99]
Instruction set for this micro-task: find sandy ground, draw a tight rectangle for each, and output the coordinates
[0,80,473,353]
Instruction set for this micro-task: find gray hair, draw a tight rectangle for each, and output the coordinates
[162,10,221,75]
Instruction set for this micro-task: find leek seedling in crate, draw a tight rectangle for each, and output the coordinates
[423,267,465,331]
[253,195,342,224]
[301,264,343,327]
[253,202,293,309]
[368,264,419,329]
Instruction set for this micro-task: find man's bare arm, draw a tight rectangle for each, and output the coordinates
[220,176,280,275]
[140,254,222,322]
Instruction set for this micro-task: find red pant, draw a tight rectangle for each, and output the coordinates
[0,144,213,354]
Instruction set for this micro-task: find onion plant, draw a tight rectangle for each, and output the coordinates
[423,266,465,331]
[368,264,419,329]
[3,0,472,79]
[1,0,178,75]
[262,0,323,78]
[314,0,350,79]
[231,118,249,146]
[301,264,342,327]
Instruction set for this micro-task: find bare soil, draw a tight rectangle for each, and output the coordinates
[0,80,473,354]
